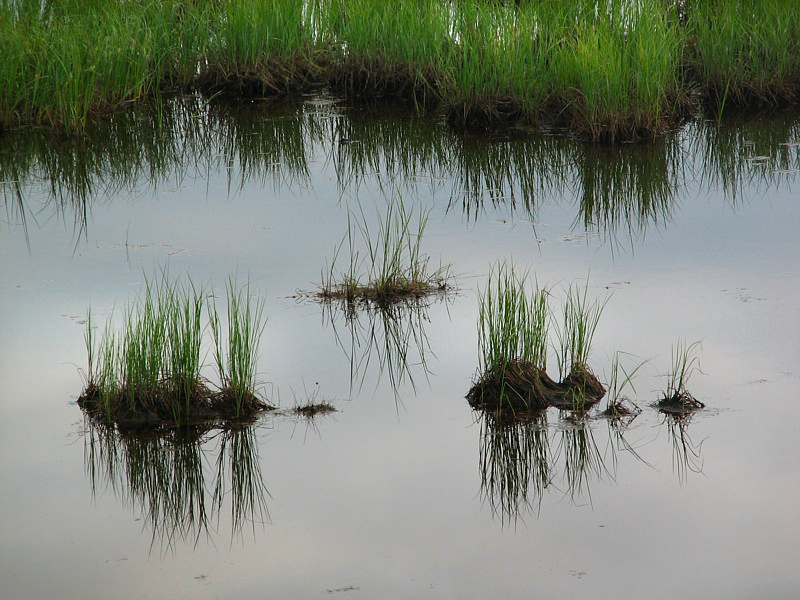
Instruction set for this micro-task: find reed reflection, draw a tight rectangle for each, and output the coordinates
[475,407,640,525]
[322,298,443,398]
[2,97,798,247]
[83,418,269,552]
[658,411,704,483]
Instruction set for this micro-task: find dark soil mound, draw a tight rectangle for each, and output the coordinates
[78,382,272,430]
[467,361,606,414]
[656,391,704,415]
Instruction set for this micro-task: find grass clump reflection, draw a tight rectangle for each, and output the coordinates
[83,418,269,551]
[80,274,270,428]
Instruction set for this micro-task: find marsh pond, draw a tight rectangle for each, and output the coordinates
[2,98,799,599]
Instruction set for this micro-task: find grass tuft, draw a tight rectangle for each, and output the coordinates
[316,196,452,308]
[658,339,704,412]
[79,273,270,428]
[468,268,606,414]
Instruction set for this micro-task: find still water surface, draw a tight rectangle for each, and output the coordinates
[1,99,799,599]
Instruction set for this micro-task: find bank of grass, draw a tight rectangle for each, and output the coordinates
[327,0,451,105]
[1,0,798,138]
[80,275,270,428]
[689,0,800,113]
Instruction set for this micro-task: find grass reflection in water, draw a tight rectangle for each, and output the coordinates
[83,418,270,553]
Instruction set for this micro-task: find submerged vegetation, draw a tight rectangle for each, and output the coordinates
[79,274,270,429]
[2,0,799,139]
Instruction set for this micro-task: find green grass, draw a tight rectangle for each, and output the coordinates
[602,351,645,417]
[210,279,268,417]
[659,339,704,410]
[317,196,452,307]
[470,270,608,413]
[2,0,798,139]
[327,0,451,104]
[478,263,549,379]
[555,281,609,379]
[81,273,270,427]
[689,0,800,114]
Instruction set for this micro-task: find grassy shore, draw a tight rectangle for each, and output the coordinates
[2,0,799,139]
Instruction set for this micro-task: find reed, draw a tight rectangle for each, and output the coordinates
[555,281,608,379]
[199,0,315,95]
[602,351,645,417]
[80,274,270,427]
[470,271,607,413]
[3,0,798,138]
[478,263,549,379]
[317,196,452,307]
[689,0,800,114]
[549,1,687,140]
[658,339,704,411]
[327,0,451,104]
[210,279,268,417]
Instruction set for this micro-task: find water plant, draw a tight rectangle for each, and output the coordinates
[554,281,609,410]
[290,383,337,418]
[3,0,798,139]
[317,196,452,307]
[658,339,704,412]
[602,351,645,418]
[688,0,800,115]
[469,263,553,411]
[79,273,270,428]
[210,279,268,417]
[468,268,607,413]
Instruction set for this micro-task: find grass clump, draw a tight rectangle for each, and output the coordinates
[601,351,645,418]
[467,268,607,414]
[79,274,270,429]
[469,263,554,411]
[317,197,452,308]
[657,339,704,413]
[554,281,609,410]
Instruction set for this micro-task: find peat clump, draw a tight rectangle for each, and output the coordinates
[78,383,270,429]
[467,361,605,413]
[656,390,705,415]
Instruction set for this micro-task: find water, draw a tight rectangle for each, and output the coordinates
[1,98,799,599]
